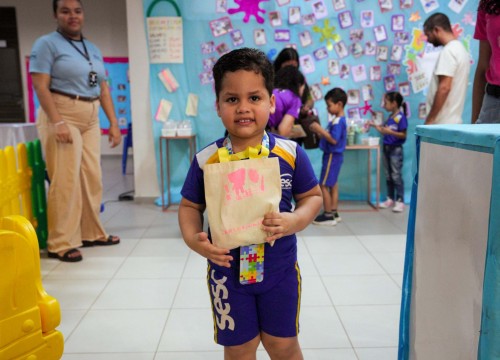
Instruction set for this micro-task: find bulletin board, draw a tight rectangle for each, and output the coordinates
[143,0,478,205]
[27,57,131,134]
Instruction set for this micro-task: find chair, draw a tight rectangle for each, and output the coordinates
[0,215,64,359]
[122,122,133,175]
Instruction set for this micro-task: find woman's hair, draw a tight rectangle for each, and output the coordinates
[273,47,300,73]
[479,0,500,14]
[212,47,274,100]
[274,65,305,97]
[385,91,408,116]
[53,0,83,14]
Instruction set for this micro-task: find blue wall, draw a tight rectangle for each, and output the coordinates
[143,0,478,205]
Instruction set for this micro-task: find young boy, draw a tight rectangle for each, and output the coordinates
[178,48,322,359]
[309,88,347,226]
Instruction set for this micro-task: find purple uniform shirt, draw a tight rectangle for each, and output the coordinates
[268,89,302,129]
[181,133,318,346]
[383,111,407,146]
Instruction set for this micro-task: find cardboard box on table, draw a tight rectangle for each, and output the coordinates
[399,124,500,360]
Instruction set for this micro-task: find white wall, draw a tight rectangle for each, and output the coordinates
[1,0,158,197]
[125,0,158,197]
[1,0,127,155]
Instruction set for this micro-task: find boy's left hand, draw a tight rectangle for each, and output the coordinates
[261,211,295,243]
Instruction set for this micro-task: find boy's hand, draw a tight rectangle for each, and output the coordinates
[193,232,233,268]
[309,122,321,133]
[261,211,295,243]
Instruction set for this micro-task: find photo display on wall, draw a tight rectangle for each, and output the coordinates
[195,0,476,124]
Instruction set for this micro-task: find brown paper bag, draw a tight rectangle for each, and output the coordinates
[204,157,281,250]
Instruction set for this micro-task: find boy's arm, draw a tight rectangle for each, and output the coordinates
[291,185,323,231]
[309,122,337,144]
[262,185,322,242]
[178,197,233,267]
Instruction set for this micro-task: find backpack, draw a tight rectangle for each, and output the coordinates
[297,112,321,149]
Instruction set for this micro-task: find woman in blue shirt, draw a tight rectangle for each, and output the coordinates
[29,0,121,262]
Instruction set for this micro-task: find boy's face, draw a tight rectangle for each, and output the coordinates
[216,70,275,147]
[326,99,342,116]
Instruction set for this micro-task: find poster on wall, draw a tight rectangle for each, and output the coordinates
[147,16,184,63]
[98,58,132,133]
[26,57,131,134]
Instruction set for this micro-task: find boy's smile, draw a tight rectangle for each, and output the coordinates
[216,70,275,152]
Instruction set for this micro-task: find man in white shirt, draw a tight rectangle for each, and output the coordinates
[424,13,470,125]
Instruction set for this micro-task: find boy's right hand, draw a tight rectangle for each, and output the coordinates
[309,122,321,132]
[193,232,233,268]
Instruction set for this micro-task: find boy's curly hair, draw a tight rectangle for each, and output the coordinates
[213,48,274,100]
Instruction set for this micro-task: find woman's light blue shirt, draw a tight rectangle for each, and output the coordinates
[29,31,106,97]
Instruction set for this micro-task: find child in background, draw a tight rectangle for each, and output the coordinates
[309,88,348,226]
[268,65,306,137]
[273,47,317,146]
[178,48,322,359]
[369,91,408,213]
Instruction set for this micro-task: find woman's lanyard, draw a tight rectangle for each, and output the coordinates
[57,30,98,87]
[218,132,270,285]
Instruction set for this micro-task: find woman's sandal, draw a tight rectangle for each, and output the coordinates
[47,248,83,262]
[81,235,120,248]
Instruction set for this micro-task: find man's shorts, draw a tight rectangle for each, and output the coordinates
[319,152,344,187]
[207,261,302,346]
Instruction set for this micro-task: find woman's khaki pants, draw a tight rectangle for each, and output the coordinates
[37,93,107,253]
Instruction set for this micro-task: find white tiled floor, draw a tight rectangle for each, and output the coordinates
[40,156,408,359]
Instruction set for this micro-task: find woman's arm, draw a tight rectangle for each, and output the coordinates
[472,40,492,123]
[31,72,73,143]
[99,80,122,147]
[277,114,295,137]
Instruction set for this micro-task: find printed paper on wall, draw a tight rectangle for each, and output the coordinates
[147,17,183,64]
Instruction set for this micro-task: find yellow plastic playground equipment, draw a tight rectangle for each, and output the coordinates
[0,215,64,359]
[0,140,48,249]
